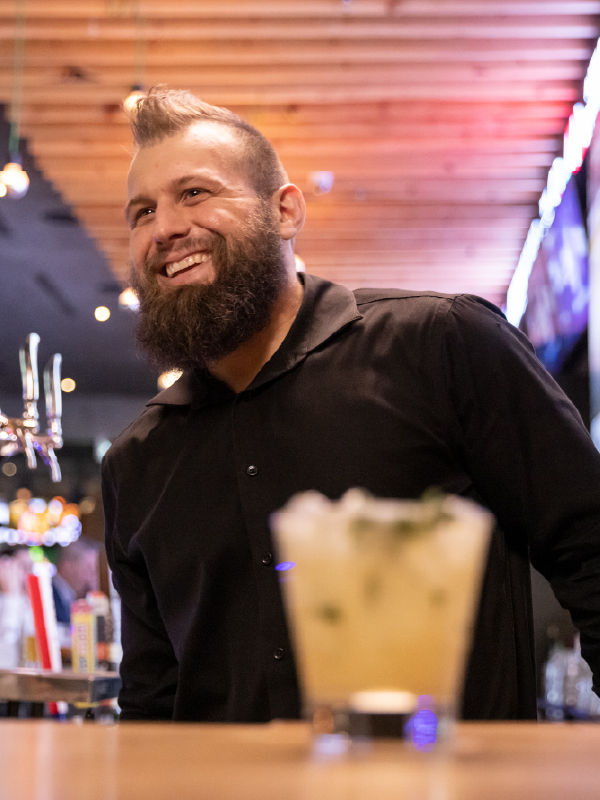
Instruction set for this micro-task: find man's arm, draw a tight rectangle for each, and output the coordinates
[441,295,600,691]
[102,458,179,720]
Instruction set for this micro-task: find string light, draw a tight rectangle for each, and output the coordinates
[0,161,28,198]
[94,306,111,322]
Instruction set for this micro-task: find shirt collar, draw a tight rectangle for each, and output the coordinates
[146,273,362,408]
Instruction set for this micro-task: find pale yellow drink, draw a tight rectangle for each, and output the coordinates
[272,491,491,711]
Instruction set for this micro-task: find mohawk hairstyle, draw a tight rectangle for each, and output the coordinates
[127,85,288,199]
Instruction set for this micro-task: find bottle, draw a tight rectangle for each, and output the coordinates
[85,591,111,669]
[544,641,568,721]
[70,599,96,674]
[564,634,596,718]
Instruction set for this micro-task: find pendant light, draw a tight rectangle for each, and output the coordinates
[1,0,29,199]
[123,5,147,112]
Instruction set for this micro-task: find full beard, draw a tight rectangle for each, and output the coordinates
[130,204,289,373]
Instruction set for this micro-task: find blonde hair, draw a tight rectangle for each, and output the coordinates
[128,86,288,199]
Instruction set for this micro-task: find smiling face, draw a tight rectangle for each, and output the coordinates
[126,121,295,372]
[127,121,268,288]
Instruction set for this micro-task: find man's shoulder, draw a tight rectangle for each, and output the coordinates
[353,287,457,306]
[353,287,500,313]
[102,403,172,474]
[103,370,200,472]
[351,287,505,326]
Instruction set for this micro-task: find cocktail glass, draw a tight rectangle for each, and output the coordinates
[271,490,492,746]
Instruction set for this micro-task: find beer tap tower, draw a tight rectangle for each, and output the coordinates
[0,333,63,482]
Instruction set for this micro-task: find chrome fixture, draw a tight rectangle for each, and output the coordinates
[0,333,63,482]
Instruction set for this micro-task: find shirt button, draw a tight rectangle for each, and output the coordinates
[246,465,258,476]
[273,647,285,661]
[262,553,273,566]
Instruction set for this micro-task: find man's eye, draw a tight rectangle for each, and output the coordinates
[134,208,154,225]
[185,188,207,199]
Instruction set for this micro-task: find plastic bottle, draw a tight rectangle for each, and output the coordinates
[544,641,568,720]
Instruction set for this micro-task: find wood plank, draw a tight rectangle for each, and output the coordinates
[0,17,596,41]
[2,39,593,67]
[33,149,556,169]
[18,99,575,126]
[19,120,568,145]
[0,82,581,105]
[0,0,597,18]
[27,135,561,153]
[0,62,587,87]
[15,113,570,140]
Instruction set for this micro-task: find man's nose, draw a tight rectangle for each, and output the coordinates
[153,204,191,245]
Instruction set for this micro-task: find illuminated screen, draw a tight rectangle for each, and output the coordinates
[522,178,589,374]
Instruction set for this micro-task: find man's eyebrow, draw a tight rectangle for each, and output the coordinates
[171,172,219,191]
[125,195,153,221]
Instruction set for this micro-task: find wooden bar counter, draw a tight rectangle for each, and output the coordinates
[0,720,599,799]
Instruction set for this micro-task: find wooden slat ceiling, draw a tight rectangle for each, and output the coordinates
[0,0,598,307]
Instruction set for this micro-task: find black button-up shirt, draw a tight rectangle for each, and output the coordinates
[103,274,600,721]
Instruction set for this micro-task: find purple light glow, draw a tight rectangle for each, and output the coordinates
[275,561,296,572]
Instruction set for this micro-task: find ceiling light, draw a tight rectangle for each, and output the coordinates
[0,161,29,198]
[60,378,76,393]
[309,171,334,196]
[123,86,146,113]
[94,306,110,322]
[158,370,183,390]
[294,255,306,273]
[3,0,28,199]
[123,14,147,113]
[118,287,140,311]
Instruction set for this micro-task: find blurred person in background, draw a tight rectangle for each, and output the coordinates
[0,546,33,669]
[52,539,100,624]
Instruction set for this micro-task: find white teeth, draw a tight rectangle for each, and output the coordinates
[165,252,210,278]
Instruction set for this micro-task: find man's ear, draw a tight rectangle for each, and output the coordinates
[274,184,306,241]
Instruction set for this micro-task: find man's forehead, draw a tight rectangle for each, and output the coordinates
[131,121,243,172]
[128,121,248,194]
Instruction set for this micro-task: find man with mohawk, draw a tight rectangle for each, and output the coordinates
[103,86,600,723]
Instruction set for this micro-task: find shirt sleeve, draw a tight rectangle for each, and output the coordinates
[441,294,600,691]
[102,457,179,721]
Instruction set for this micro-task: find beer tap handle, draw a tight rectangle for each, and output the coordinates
[45,446,61,483]
[17,428,37,469]
[44,353,62,442]
[19,333,40,432]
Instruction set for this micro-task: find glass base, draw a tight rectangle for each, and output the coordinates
[310,696,455,752]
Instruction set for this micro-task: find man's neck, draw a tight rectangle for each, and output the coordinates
[208,273,304,393]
